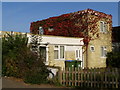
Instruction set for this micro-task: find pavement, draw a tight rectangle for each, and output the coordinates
[2,77,66,88]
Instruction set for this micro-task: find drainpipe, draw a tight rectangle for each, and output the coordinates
[86,45,88,68]
[82,46,84,69]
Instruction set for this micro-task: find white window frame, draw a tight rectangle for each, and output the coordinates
[75,49,83,68]
[54,45,59,60]
[101,46,107,58]
[90,46,95,52]
[60,46,65,59]
[54,45,65,60]
[75,49,82,61]
[100,21,108,33]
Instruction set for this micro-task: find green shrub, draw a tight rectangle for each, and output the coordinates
[23,57,49,84]
[2,33,49,84]
[24,70,49,84]
[106,52,120,68]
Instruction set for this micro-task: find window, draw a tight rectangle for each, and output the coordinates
[48,26,54,32]
[100,21,104,32]
[75,49,81,60]
[101,46,107,57]
[10,31,14,35]
[54,46,59,59]
[100,21,108,33]
[39,26,44,35]
[60,46,64,58]
[90,46,95,52]
[76,50,78,58]
[105,22,108,32]
[54,45,65,59]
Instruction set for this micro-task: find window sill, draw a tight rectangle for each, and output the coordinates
[100,32,107,34]
[54,59,65,61]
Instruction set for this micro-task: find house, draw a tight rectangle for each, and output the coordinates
[112,26,120,52]
[30,9,112,68]
[1,31,84,70]
[0,31,26,37]
[28,34,84,70]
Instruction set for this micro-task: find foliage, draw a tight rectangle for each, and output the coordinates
[23,57,49,84]
[106,52,120,68]
[2,33,28,77]
[2,33,49,84]
[30,9,112,46]
[47,77,62,86]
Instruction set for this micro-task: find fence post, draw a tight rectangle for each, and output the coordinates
[68,67,71,86]
[75,67,77,86]
[118,68,120,88]
[72,67,74,86]
[58,68,62,85]
[115,68,118,88]
[104,68,107,88]
[90,68,93,88]
[65,67,68,86]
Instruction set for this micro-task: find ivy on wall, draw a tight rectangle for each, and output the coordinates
[30,9,112,46]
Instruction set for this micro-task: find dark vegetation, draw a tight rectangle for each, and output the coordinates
[106,52,120,68]
[2,33,49,84]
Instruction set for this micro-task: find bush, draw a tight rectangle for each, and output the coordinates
[23,57,49,84]
[24,69,49,84]
[106,52,120,68]
[2,33,49,84]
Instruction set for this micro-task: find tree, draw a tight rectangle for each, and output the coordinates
[2,33,49,84]
[106,52,120,68]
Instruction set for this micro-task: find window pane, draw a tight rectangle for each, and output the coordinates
[55,46,58,48]
[104,47,107,57]
[100,22,104,32]
[79,50,81,58]
[101,46,107,57]
[60,46,64,58]
[105,23,108,32]
[54,50,59,59]
[76,50,78,58]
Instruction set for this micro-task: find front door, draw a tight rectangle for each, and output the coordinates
[39,47,46,63]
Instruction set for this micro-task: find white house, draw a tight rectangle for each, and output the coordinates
[27,34,84,69]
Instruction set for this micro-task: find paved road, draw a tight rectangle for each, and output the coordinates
[2,77,66,88]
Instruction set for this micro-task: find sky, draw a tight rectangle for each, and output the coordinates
[2,2,119,33]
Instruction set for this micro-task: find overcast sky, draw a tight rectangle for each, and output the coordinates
[2,2,119,32]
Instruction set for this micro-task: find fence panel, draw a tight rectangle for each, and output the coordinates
[60,67,120,88]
